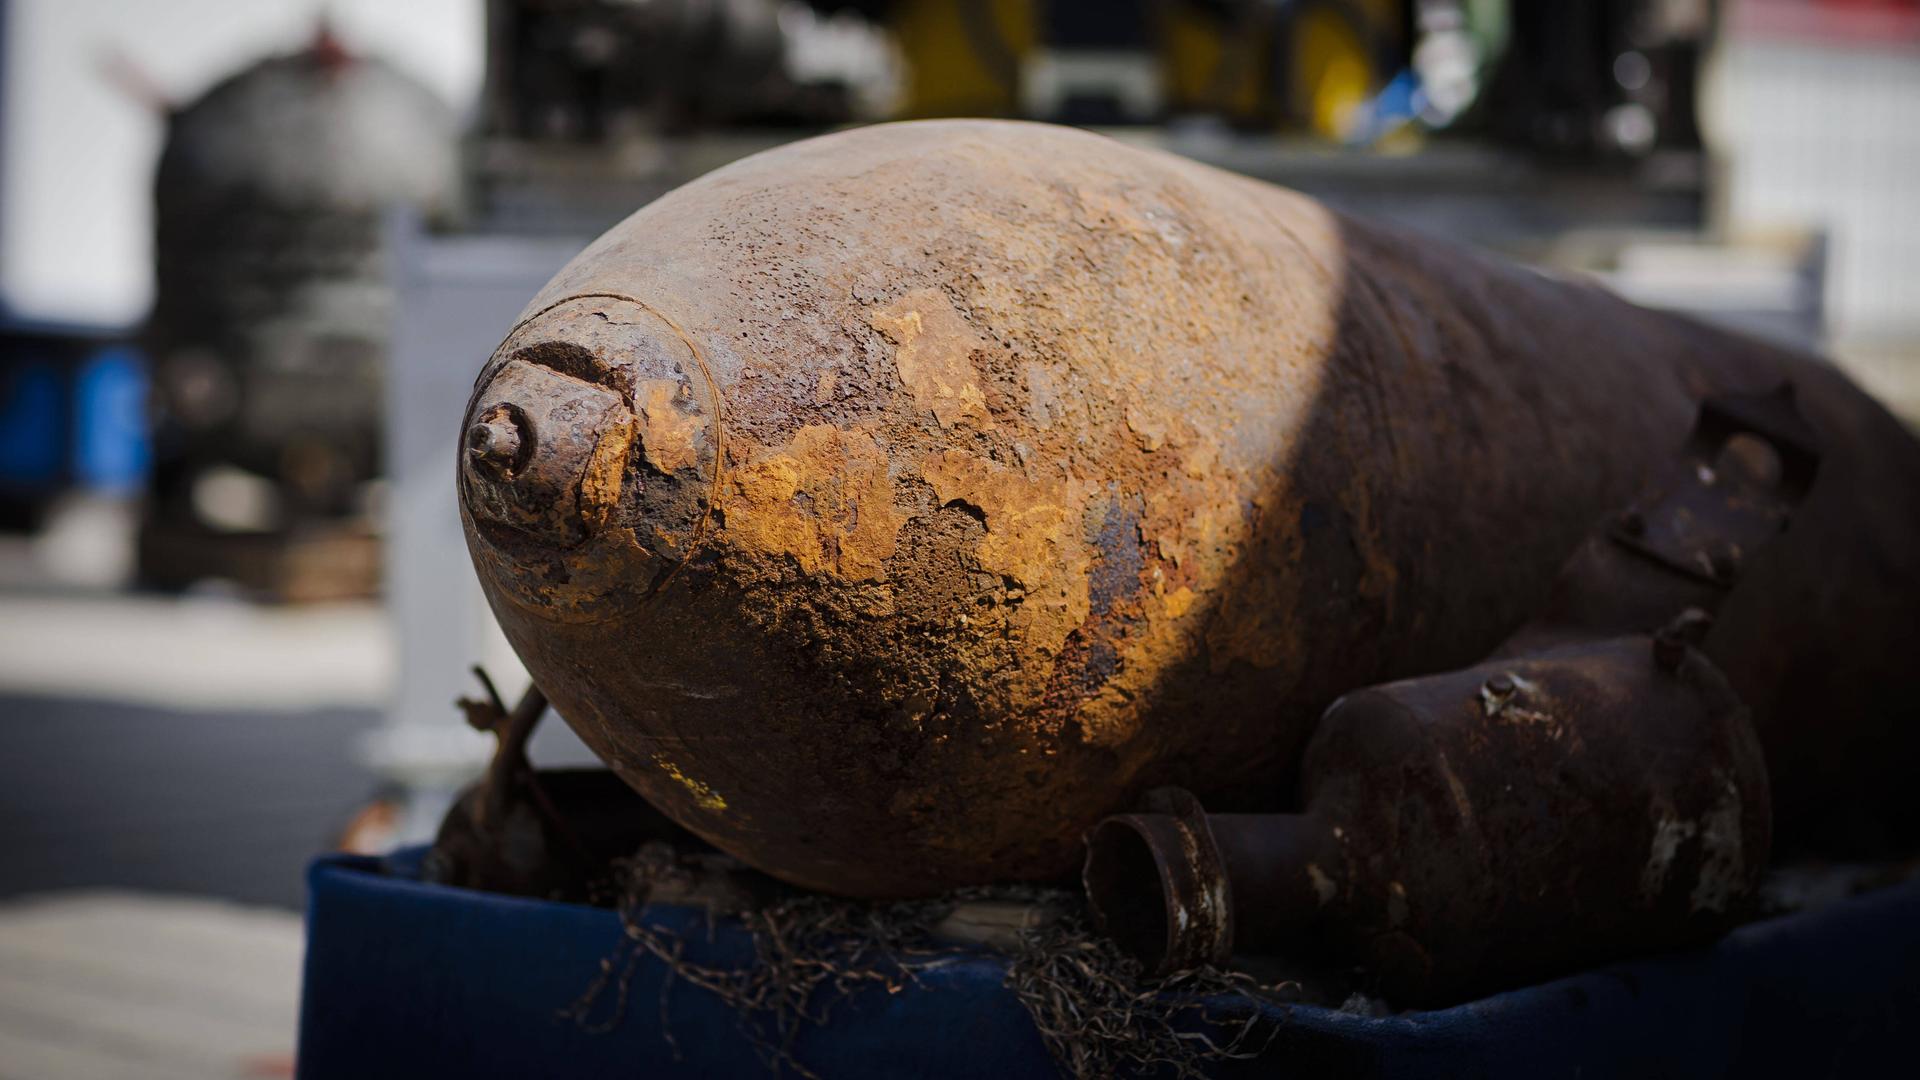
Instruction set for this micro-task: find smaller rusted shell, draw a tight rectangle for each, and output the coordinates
[1303,637,1770,1002]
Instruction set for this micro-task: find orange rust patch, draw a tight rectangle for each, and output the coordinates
[920,449,1090,657]
[870,289,996,430]
[722,425,901,581]
[1162,585,1198,619]
[634,379,704,474]
[1072,564,1218,752]
[578,416,635,533]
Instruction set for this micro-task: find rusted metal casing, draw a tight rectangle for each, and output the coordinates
[1084,392,1810,999]
[459,120,1920,897]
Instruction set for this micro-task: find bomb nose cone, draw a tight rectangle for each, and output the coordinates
[459,356,633,551]
[460,297,722,582]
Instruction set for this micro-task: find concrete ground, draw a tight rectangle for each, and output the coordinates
[0,892,303,1080]
[0,566,391,1079]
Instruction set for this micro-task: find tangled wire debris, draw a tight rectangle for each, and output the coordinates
[1002,910,1291,1079]
[565,892,948,1077]
[566,845,1301,1080]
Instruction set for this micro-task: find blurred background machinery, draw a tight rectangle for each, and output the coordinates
[450,1,1751,322]
[137,23,461,600]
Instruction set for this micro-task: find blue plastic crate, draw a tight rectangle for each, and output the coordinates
[298,849,1919,1078]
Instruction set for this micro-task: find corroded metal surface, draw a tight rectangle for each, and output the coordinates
[1303,635,1768,1003]
[1083,391,1813,1001]
[1082,787,1233,973]
[459,119,1920,897]
[1086,644,1772,1005]
[1089,634,1772,1005]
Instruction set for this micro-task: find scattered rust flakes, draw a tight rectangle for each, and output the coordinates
[870,289,997,430]
[1072,182,1185,249]
[1640,811,1695,901]
[1689,773,1747,914]
[722,425,902,581]
[633,378,704,473]
[1124,400,1169,451]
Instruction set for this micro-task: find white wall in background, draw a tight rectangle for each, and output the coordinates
[0,0,484,325]
[1704,33,1920,347]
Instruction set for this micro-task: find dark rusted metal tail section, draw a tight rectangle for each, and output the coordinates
[1086,390,1818,1001]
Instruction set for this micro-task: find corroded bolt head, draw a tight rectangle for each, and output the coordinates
[1484,673,1516,696]
[466,412,523,475]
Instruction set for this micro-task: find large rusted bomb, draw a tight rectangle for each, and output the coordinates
[460,120,1920,897]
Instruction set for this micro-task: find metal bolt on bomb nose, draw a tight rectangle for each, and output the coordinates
[466,411,524,475]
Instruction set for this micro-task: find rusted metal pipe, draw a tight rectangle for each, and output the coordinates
[1084,787,1342,973]
[458,120,1920,898]
[1085,390,1809,1001]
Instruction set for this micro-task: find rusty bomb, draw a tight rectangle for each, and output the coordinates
[459,120,1920,898]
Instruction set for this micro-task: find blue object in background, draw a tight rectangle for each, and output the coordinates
[73,347,150,495]
[299,848,1920,1078]
[0,317,147,512]
[0,360,65,492]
